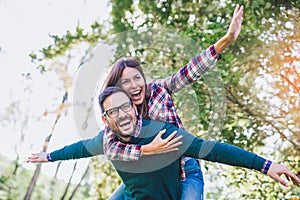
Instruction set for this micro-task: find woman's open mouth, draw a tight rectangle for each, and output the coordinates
[130,90,142,100]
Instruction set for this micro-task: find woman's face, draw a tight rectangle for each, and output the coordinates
[120,67,146,106]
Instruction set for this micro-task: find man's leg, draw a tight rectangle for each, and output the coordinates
[181,158,204,200]
[108,183,125,200]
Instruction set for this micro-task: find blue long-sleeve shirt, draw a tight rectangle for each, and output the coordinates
[50,119,265,200]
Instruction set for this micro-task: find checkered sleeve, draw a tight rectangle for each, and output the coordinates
[103,128,141,161]
[162,45,220,93]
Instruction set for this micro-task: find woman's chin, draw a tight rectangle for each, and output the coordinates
[132,99,143,106]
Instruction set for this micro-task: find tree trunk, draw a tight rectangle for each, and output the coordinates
[23,163,42,200]
[68,164,90,200]
[50,161,62,200]
[23,92,68,200]
[60,161,78,200]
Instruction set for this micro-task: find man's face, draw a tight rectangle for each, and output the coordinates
[102,91,138,140]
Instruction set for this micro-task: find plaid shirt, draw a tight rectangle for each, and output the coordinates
[103,115,143,161]
[103,45,220,179]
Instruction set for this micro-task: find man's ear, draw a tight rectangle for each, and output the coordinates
[102,115,109,126]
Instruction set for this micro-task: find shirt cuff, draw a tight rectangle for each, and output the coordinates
[261,160,272,174]
[47,153,53,162]
[211,45,222,60]
[252,155,266,171]
[131,145,142,160]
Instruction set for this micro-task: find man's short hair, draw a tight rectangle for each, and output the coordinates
[98,86,131,114]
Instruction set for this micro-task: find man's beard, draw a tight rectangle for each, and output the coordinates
[119,133,131,138]
[110,116,136,138]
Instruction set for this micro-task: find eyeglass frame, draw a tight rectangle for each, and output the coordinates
[103,101,133,118]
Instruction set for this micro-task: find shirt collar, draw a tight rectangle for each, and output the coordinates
[104,115,142,142]
[133,115,142,138]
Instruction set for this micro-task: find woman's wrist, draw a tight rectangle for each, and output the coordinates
[140,144,153,156]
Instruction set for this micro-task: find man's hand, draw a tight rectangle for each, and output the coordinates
[141,129,183,155]
[267,162,300,187]
[27,152,48,163]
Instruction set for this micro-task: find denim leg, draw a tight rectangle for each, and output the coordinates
[181,159,204,200]
[108,183,125,200]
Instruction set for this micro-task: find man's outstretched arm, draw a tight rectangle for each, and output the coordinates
[27,131,105,163]
[169,126,300,188]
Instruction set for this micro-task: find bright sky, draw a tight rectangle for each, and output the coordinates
[0,0,110,183]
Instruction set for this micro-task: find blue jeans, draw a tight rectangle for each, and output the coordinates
[108,184,125,200]
[108,158,204,200]
[181,158,204,200]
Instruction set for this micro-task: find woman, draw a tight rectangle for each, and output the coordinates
[105,5,244,200]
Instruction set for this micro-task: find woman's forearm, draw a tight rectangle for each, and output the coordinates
[214,33,235,54]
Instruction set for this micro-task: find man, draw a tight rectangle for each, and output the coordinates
[28,87,300,199]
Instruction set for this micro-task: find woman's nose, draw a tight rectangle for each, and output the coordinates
[131,80,137,88]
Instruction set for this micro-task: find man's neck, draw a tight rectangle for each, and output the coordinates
[117,127,137,143]
[119,135,131,142]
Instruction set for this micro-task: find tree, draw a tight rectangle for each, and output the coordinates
[27,0,300,198]
[107,0,300,198]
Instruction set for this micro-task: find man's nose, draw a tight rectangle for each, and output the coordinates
[118,108,128,117]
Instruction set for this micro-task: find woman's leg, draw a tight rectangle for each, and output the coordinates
[108,183,125,200]
[180,158,204,200]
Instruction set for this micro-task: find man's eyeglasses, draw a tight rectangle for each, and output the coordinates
[103,101,133,118]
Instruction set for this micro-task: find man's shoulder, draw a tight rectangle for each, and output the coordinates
[141,119,178,136]
[88,130,106,142]
[141,118,165,128]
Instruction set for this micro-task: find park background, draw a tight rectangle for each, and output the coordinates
[0,0,299,199]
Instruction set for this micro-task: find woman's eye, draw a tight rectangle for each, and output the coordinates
[122,80,129,85]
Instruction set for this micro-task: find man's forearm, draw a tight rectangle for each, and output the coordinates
[50,132,104,161]
[50,141,93,161]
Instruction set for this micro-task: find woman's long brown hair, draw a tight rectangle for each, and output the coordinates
[104,57,150,118]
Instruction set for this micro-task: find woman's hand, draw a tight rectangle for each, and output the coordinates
[225,4,244,43]
[141,129,183,155]
[214,4,244,54]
